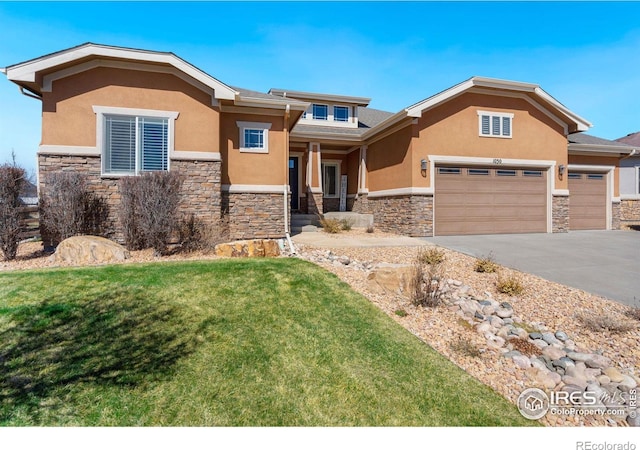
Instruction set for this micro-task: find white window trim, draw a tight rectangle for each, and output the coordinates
[477,110,514,139]
[298,103,356,128]
[312,103,329,121]
[333,105,350,123]
[236,121,272,154]
[321,160,342,198]
[93,105,178,177]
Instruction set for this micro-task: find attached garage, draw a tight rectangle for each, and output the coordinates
[434,166,548,236]
[568,171,607,230]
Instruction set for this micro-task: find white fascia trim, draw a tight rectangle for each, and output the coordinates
[621,194,640,200]
[93,105,179,119]
[234,97,308,111]
[42,59,214,99]
[170,151,221,162]
[38,145,100,156]
[367,187,434,198]
[405,79,474,117]
[567,164,616,172]
[534,87,591,131]
[7,43,237,100]
[568,143,635,155]
[221,184,286,194]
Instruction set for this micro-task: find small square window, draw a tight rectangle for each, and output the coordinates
[334,106,349,122]
[237,121,271,153]
[313,104,328,120]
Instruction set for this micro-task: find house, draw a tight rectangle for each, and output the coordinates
[2,43,635,242]
[615,132,640,226]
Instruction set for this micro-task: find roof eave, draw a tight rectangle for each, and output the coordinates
[568,143,636,156]
[269,88,371,106]
[235,96,309,111]
[361,110,411,140]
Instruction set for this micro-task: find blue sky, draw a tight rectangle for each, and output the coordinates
[1,1,640,175]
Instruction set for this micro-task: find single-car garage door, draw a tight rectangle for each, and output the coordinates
[568,172,607,230]
[434,166,547,236]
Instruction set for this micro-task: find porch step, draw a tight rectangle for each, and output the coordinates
[291,224,319,234]
[291,214,321,228]
[323,211,374,228]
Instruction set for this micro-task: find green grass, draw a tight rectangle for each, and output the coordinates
[0,259,534,426]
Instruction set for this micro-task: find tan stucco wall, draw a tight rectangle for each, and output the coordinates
[569,154,621,197]
[41,67,220,153]
[220,113,287,185]
[366,125,414,191]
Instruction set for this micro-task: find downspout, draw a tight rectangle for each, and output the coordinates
[19,86,43,101]
[283,103,296,254]
[621,148,638,160]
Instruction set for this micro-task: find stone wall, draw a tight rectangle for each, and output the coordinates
[323,197,340,213]
[611,202,621,230]
[367,194,433,236]
[620,199,640,226]
[552,195,569,233]
[222,191,286,240]
[350,194,370,214]
[38,154,223,245]
[307,191,323,216]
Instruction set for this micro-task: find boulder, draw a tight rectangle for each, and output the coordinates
[603,367,625,383]
[366,263,414,297]
[51,236,130,264]
[214,239,281,258]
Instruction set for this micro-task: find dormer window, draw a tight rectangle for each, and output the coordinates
[312,104,328,120]
[334,106,349,122]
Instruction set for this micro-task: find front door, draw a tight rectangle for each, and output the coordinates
[289,156,299,211]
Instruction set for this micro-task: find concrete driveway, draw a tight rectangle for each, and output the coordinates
[423,231,639,307]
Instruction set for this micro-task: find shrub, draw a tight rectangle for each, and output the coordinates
[394,309,408,317]
[509,338,539,357]
[417,246,446,265]
[411,254,445,308]
[625,298,640,322]
[178,213,230,253]
[449,337,481,358]
[0,164,26,260]
[496,272,525,296]
[39,172,109,247]
[319,217,342,234]
[340,218,353,231]
[366,225,374,234]
[475,253,499,273]
[119,171,183,256]
[575,310,636,333]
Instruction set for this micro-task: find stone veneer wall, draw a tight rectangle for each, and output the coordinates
[38,154,223,245]
[222,192,286,240]
[552,195,569,233]
[306,191,323,216]
[350,194,369,213]
[323,197,340,213]
[620,199,640,226]
[367,195,433,236]
[611,202,621,230]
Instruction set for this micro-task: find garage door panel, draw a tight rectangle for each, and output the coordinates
[434,166,547,236]
[568,172,606,230]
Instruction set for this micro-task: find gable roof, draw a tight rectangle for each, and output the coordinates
[290,106,395,141]
[568,132,636,156]
[403,76,592,134]
[616,131,640,147]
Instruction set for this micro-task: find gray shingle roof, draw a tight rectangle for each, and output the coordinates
[568,133,634,147]
[616,131,640,147]
[291,106,394,137]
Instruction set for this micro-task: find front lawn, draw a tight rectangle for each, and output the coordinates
[0,259,533,426]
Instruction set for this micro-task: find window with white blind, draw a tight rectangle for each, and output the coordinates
[237,121,272,153]
[93,106,178,176]
[477,111,514,138]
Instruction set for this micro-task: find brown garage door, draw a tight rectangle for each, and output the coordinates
[568,172,607,230]
[434,166,547,236]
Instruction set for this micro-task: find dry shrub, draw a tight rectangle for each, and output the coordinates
[475,253,499,273]
[0,164,26,260]
[340,218,353,231]
[510,338,540,357]
[366,225,374,234]
[575,310,636,333]
[450,337,481,358]
[178,213,230,253]
[417,246,446,265]
[39,172,109,247]
[411,253,445,308]
[119,171,183,256]
[496,271,525,296]
[320,217,342,234]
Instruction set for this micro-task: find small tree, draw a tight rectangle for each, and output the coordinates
[119,171,183,256]
[0,164,26,260]
[40,172,109,246]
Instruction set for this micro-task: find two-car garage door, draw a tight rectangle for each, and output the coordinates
[434,166,547,236]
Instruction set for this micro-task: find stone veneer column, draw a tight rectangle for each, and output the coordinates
[367,194,433,236]
[611,201,621,230]
[171,159,222,229]
[351,193,370,213]
[552,195,569,233]
[307,191,323,216]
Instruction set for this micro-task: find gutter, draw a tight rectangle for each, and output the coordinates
[283,103,296,254]
[621,148,638,161]
[19,86,43,101]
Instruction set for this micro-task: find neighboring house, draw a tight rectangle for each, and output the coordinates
[615,131,640,226]
[1,43,635,241]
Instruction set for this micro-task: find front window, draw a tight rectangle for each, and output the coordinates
[322,163,339,197]
[237,121,272,153]
[104,115,168,175]
[313,104,328,121]
[478,111,513,138]
[334,105,349,122]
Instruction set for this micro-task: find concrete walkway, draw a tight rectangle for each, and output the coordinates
[291,232,426,248]
[423,230,640,307]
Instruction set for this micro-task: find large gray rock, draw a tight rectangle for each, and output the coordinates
[51,236,130,264]
[542,346,566,361]
[585,354,611,370]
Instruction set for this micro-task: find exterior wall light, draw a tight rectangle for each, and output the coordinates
[558,164,566,176]
[421,159,428,171]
